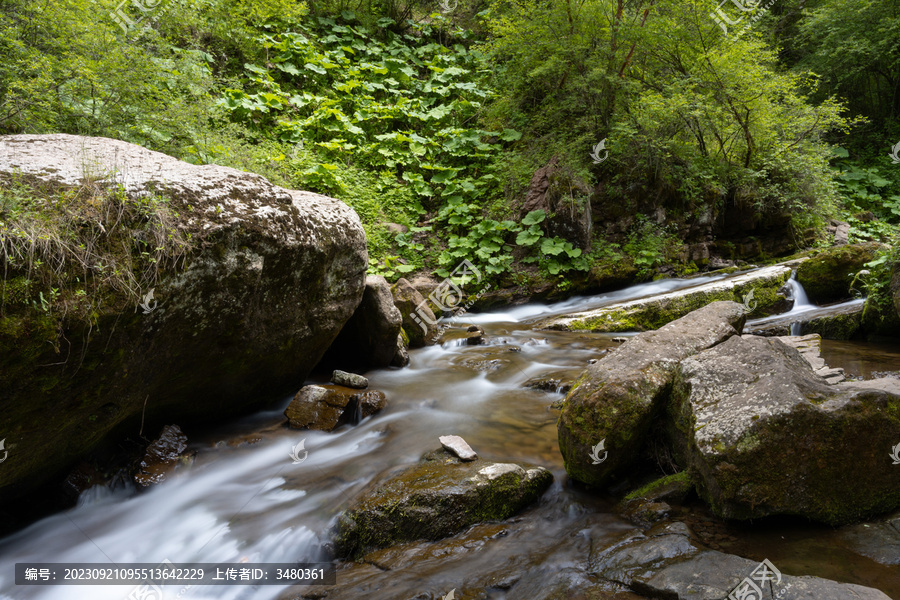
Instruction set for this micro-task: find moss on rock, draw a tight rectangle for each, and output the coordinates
[333,451,553,560]
[797,242,883,304]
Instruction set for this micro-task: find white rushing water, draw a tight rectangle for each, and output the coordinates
[458,272,732,325]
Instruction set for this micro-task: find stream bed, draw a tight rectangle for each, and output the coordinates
[1,275,898,600]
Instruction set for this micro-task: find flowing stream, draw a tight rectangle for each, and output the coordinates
[1,271,898,600]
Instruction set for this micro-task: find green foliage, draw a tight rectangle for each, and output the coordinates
[623,215,677,278]
[829,148,900,242]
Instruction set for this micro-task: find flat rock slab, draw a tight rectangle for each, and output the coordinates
[439,435,478,461]
[591,524,892,600]
[332,451,553,559]
[671,334,900,524]
[539,265,790,332]
[558,301,746,487]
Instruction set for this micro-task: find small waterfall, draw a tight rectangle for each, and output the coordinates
[787,272,814,335]
[787,273,814,310]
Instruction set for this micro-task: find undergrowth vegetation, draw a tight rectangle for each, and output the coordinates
[0,175,191,323]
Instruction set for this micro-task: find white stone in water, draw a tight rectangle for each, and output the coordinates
[332,370,368,389]
[439,435,478,461]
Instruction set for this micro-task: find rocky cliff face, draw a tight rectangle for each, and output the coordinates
[0,134,368,503]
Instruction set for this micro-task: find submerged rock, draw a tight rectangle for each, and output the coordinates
[285,385,386,431]
[134,425,189,487]
[0,134,367,504]
[671,334,900,524]
[332,450,553,559]
[541,265,790,332]
[557,301,746,487]
[797,242,883,304]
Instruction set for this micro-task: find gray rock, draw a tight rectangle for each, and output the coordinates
[591,526,892,600]
[838,513,900,566]
[438,435,478,461]
[322,275,404,369]
[637,550,891,600]
[332,370,368,389]
[671,334,900,524]
[0,134,367,503]
[391,278,439,347]
[390,333,410,367]
[284,384,386,431]
[332,452,553,559]
[557,301,746,487]
[834,221,850,245]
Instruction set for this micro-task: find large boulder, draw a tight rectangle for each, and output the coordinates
[557,301,746,487]
[320,275,404,369]
[796,242,883,304]
[390,277,439,347]
[0,134,367,504]
[332,449,553,559]
[541,265,790,332]
[670,334,900,525]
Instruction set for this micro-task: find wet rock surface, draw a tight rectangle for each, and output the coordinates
[332,449,553,559]
[284,385,386,431]
[134,425,190,487]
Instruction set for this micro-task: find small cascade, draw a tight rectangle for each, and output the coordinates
[786,271,816,335]
[787,272,814,310]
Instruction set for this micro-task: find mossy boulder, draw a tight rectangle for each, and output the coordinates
[390,277,438,347]
[332,450,553,559]
[557,301,746,487]
[0,134,368,505]
[671,335,900,525]
[541,265,790,332]
[797,242,883,304]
